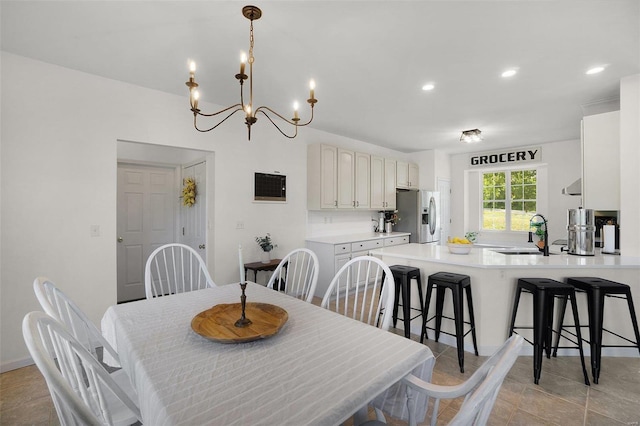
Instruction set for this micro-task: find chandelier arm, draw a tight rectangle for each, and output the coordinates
[194,108,244,132]
[257,110,298,139]
[254,105,314,127]
[195,103,244,118]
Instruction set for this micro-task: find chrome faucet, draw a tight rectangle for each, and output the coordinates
[528,214,549,256]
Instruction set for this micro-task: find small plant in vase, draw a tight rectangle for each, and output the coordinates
[255,233,277,263]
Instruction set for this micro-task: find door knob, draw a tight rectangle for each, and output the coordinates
[199,244,206,249]
[117,236,123,243]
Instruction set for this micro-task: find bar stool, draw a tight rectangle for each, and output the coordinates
[554,277,640,384]
[508,278,590,385]
[386,265,425,340]
[423,272,478,373]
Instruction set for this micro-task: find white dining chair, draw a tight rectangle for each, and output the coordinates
[145,243,215,299]
[321,256,395,331]
[266,248,319,303]
[23,311,142,426]
[361,335,524,426]
[33,277,121,367]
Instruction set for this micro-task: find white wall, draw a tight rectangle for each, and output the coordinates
[0,52,410,370]
[449,140,583,246]
[416,149,450,191]
[620,74,640,257]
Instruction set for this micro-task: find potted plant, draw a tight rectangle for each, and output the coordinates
[255,233,277,263]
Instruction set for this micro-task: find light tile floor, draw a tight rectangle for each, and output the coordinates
[2,330,639,425]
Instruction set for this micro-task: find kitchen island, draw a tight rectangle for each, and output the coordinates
[370,243,640,356]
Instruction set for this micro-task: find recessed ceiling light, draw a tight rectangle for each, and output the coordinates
[422,83,435,91]
[501,69,517,78]
[586,66,605,75]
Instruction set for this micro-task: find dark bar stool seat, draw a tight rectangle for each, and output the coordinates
[387,265,425,340]
[509,278,590,385]
[554,277,640,384]
[423,272,478,373]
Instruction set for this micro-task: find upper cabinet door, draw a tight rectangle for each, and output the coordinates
[396,160,409,188]
[582,111,620,210]
[319,144,338,209]
[384,159,397,209]
[337,148,355,209]
[370,156,385,210]
[408,163,419,190]
[354,152,371,209]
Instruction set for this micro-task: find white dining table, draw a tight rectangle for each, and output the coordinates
[101,282,435,426]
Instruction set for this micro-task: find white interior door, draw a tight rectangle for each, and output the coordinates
[437,178,451,245]
[117,163,177,302]
[180,160,207,260]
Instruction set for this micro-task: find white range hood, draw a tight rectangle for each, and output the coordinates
[562,178,582,196]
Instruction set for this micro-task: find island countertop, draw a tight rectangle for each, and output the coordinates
[369,243,640,269]
[371,243,640,356]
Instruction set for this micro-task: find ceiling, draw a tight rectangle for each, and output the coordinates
[2,1,638,154]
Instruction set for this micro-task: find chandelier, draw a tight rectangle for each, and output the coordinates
[185,5,317,140]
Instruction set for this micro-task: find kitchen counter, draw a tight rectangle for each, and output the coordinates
[306,231,410,245]
[371,244,640,356]
[369,243,640,269]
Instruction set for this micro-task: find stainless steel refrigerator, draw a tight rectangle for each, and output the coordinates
[394,190,440,243]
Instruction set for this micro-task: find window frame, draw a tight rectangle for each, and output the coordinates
[480,166,540,234]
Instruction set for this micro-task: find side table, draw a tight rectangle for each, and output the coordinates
[244,259,283,285]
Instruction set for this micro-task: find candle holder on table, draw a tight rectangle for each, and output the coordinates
[234,282,252,327]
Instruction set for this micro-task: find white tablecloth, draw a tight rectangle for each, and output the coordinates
[101,283,434,425]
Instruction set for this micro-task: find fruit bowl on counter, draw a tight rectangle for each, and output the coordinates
[447,237,473,254]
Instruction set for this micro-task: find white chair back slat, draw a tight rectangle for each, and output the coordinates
[33,277,119,364]
[266,248,319,303]
[145,243,215,299]
[402,335,524,426]
[321,256,395,331]
[24,312,142,426]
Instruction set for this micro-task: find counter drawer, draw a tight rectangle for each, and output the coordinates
[351,239,383,252]
[384,236,409,247]
[334,244,351,255]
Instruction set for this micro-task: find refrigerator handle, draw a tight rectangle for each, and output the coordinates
[428,196,436,235]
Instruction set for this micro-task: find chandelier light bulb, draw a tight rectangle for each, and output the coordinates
[192,90,200,109]
[189,61,196,74]
[245,104,252,115]
[240,52,247,75]
[293,101,299,120]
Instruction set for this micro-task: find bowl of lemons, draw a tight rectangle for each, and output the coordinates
[447,237,473,254]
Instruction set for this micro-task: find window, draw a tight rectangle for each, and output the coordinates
[482,169,537,231]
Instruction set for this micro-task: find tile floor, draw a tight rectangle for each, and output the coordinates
[2,330,639,426]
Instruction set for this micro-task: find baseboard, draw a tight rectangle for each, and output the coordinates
[1,357,34,373]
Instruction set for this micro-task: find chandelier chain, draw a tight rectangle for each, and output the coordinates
[249,21,255,64]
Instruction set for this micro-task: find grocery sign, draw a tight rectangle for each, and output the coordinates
[468,146,542,168]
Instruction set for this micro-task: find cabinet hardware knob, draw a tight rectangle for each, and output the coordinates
[199,244,206,249]
[117,236,123,243]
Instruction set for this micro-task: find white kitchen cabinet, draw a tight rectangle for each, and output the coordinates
[408,163,419,190]
[384,235,409,246]
[337,148,355,209]
[371,156,396,210]
[396,160,419,190]
[309,144,370,210]
[307,144,338,209]
[354,152,371,209]
[582,111,620,210]
[306,233,409,297]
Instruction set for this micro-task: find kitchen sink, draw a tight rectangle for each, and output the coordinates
[492,250,556,255]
